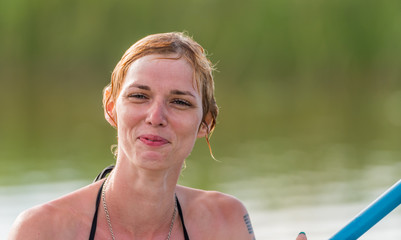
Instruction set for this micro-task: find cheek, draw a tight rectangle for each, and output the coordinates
[177,114,203,139]
[115,103,142,131]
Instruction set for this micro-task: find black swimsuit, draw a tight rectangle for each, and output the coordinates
[89,166,190,240]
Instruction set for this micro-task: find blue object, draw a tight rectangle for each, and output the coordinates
[329,179,401,240]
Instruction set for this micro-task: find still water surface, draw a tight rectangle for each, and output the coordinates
[2,160,400,239]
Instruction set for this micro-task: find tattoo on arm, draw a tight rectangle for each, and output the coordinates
[243,213,256,239]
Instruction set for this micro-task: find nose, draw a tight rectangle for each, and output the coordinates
[145,100,167,127]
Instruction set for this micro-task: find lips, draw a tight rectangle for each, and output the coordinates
[138,134,170,146]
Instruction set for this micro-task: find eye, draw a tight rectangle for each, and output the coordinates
[128,93,148,100]
[172,98,192,107]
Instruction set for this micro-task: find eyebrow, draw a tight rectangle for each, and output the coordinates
[127,83,150,91]
[170,90,196,98]
[127,83,196,98]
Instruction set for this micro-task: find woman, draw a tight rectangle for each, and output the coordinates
[9,32,306,240]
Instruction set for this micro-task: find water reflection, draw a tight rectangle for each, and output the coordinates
[221,161,401,239]
[2,161,400,239]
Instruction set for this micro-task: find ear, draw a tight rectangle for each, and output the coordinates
[197,112,212,138]
[104,87,117,127]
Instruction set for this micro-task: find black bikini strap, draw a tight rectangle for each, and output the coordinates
[89,180,105,240]
[93,165,115,182]
[176,196,190,240]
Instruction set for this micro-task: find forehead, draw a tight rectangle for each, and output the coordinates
[124,54,198,91]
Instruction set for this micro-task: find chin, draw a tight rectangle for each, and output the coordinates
[136,152,170,167]
[141,152,164,161]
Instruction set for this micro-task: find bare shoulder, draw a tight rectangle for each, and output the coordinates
[176,185,256,240]
[8,181,102,240]
[8,202,59,239]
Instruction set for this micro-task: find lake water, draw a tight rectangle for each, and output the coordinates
[2,160,400,239]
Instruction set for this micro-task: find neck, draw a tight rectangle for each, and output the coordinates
[102,156,181,238]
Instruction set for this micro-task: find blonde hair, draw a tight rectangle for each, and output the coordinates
[103,32,218,157]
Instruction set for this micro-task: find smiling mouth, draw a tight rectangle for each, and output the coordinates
[138,135,169,146]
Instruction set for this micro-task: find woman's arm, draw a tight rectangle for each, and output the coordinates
[204,192,308,240]
[205,192,256,240]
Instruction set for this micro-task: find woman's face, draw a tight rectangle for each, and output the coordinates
[110,54,207,170]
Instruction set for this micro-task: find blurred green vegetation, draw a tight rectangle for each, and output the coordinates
[0,0,400,186]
